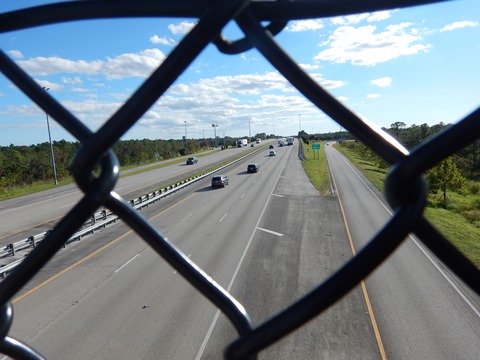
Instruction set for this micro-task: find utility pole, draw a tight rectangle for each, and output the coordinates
[212,123,218,147]
[43,87,58,185]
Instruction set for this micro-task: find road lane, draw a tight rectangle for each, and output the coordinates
[0,144,268,241]
[199,142,381,359]
[8,142,382,359]
[7,144,293,358]
[325,143,480,360]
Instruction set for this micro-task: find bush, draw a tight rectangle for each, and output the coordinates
[468,182,480,195]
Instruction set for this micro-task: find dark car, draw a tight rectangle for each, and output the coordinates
[211,175,229,188]
[186,157,198,165]
[269,144,274,149]
[247,164,260,173]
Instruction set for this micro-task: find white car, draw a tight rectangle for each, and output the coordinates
[269,150,276,156]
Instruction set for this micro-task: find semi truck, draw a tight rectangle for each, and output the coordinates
[237,138,248,147]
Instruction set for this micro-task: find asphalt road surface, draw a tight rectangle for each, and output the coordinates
[3,140,479,359]
[0,144,264,241]
[324,143,480,360]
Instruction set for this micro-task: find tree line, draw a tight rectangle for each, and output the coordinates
[0,133,276,193]
[0,138,211,191]
[300,121,480,208]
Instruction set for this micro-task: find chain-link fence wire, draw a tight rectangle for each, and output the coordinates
[0,0,479,359]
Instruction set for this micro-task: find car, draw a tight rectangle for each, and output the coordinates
[269,144,274,149]
[279,142,284,147]
[211,175,229,188]
[269,150,276,156]
[251,143,254,147]
[247,164,260,173]
[186,157,198,165]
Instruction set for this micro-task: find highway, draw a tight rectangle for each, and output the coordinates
[324,143,480,360]
[3,141,480,359]
[0,145,257,240]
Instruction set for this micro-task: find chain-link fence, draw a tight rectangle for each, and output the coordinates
[1,0,479,359]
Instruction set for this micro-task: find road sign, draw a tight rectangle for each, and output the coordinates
[312,144,321,150]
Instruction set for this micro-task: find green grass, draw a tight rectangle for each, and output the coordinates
[424,207,480,267]
[300,141,332,196]
[0,179,71,200]
[333,142,480,268]
[335,143,388,191]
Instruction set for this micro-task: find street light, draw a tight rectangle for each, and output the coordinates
[43,87,58,185]
[212,123,218,147]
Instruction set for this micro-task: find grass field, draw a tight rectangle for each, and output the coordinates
[300,141,332,196]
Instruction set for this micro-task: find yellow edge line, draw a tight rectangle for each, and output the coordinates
[330,161,388,360]
[13,193,195,304]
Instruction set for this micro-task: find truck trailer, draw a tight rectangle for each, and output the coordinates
[237,139,248,147]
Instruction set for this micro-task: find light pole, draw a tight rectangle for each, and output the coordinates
[299,114,302,134]
[212,123,218,147]
[184,121,187,140]
[43,87,58,185]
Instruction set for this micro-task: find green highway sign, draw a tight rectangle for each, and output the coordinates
[312,144,321,150]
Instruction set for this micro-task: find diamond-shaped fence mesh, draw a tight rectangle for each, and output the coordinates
[0,0,479,359]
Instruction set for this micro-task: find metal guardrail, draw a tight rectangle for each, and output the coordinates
[0,1,479,359]
[298,138,307,161]
[0,148,259,278]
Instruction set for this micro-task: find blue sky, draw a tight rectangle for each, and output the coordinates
[1,0,479,146]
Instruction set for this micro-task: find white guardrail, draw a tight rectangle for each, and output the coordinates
[0,149,260,278]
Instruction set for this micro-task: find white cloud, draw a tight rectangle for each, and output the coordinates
[314,22,430,66]
[71,87,90,93]
[331,14,370,26]
[7,50,23,59]
[299,63,320,70]
[169,72,294,96]
[103,49,165,79]
[367,11,391,22]
[17,48,166,80]
[331,11,391,26]
[320,79,346,89]
[440,20,478,32]
[62,77,83,85]
[150,35,176,46]
[367,93,380,98]
[168,21,196,35]
[35,79,62,91]
[287,19,324,32]
[371,77,392,87]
